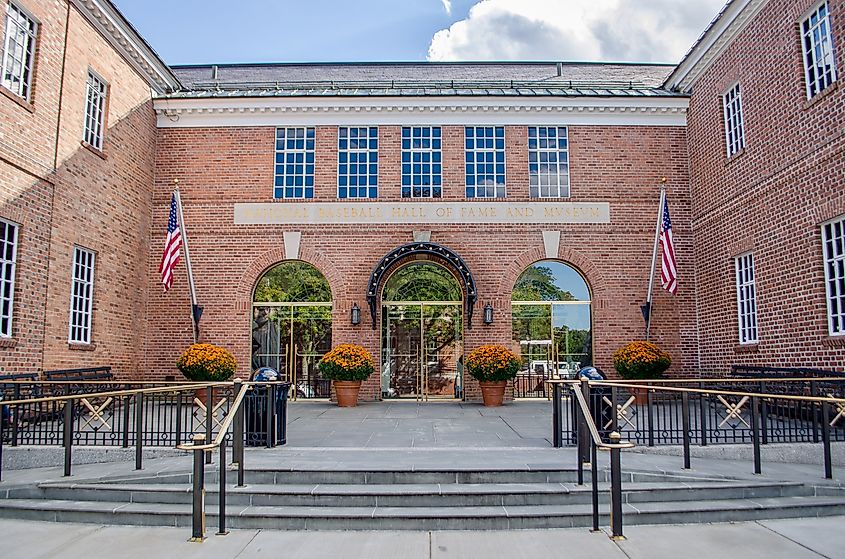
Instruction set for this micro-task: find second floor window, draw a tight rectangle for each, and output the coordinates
[802,1,838,98]
[529,126,570,198]
[823,215,845,336]
[0,219,19,338]
[338,127,378,199]
[465,126,505,198]
[722,84,745,157]
[83,71,107,150]
[734,252,758,344]
[1,2,37,101]
[274,127,315,199]
[402,126,442,198]
[69,246,95,344]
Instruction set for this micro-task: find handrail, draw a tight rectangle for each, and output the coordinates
[176,380,251,451]
[546,376,845,385]
[568,384,634,450]
[0,380,236,385]
[0,382,228,407]
[585,380,845,405]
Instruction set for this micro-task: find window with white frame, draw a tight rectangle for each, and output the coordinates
[802,1,838,98]
[83,71,107,150]
[1,2,37,101]
[68,246,95,344]
[735,252,758,344]
[529,126,570,198]
[465,126,505,198]
[722,84,745,157]
[338,127,378,199]
[0,219,18,338]
[822,215,845,336]
[401,126,442,198]
[274,127,315,199]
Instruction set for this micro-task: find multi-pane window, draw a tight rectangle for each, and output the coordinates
[68,246,95,344]
[802,1,838,98]
[274,127,315,199]
[401,126,442,198]
[529,126,570,198]
[734,253,758,344]
[1,2,37,101]
[465,126,505,198]
[722,84,745,157]
[83,71,107,150]
[338,127,378,199]
[822,216,845,336]
[0,220,18,338]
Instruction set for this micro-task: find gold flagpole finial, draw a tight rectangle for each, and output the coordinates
[660,176,668,185]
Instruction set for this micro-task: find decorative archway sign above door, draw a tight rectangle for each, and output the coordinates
[366,242,477,329]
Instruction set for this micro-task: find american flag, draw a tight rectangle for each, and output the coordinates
[159,194,182,291]
[660,196,678,294]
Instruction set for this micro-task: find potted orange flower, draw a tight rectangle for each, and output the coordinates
[176,343,237,405]
[465,344,521,407]
[612,341,671,404]
[318,344,374,407]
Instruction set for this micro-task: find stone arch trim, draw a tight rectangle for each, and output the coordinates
[366,241,477,329]
[236,246,346,311]
[501,245,607,303]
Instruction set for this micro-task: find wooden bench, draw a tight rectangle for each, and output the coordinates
[43,366,113,383]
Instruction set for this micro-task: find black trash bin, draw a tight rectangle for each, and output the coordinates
[245,368,291,447]
[571,367,614,442]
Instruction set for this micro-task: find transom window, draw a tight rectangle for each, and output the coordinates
[0,219,19,338]
[69,246,95,344]
[83,71,107,150]
[401,126,442,198]
[734,252,758,344]
[338,127,378,199]
[275,127,315,199]
[802,1,838,98]
[722,84,745,157]
[1,2,37,101]
[822,216,845,336]
[529,126,570,198]
[465,126,505,198]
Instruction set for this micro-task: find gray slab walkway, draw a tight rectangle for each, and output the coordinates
[2,517,842,559]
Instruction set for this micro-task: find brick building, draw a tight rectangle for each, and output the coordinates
[0,0,842,401]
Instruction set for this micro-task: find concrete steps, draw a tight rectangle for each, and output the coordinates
[1,466,843,530]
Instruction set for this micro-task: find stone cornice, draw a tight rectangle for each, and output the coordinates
[665,0,770,93]
[70,0,181,94]
[153,97,689,128]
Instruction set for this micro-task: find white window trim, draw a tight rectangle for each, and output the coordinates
[801,0,838,99]
[83,69,108,150]
[1,1,38,102]
[68,246,96,344]
[722,83,745,157]
[464,126,507,199]
[528,125,571,199]
[822,215,845,337]
[401,126,442,199]
[0,218,19,338]
[336,125,379,199]
[273,126,316,200]
[734,252,758,345]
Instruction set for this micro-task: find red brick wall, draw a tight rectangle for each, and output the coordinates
[687,0,845,371]
[147,124,694,399]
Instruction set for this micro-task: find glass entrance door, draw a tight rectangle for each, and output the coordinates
[382,302,463,400]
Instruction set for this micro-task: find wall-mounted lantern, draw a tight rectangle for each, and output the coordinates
[351,303,361,325]
[483,303,494,325]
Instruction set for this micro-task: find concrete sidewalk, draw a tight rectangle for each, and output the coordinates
[2,517,841,559]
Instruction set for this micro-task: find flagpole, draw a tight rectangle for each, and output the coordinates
[173,184,199,343]
[644,179,667,341]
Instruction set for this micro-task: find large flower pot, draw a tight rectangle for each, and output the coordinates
[479,380,508,407]
[334,380,362,407]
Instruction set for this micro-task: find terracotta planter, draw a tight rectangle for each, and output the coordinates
[334,380,362,407]
[193,386,221,408]
[479,380,508,407]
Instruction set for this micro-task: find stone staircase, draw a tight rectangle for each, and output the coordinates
[2,465,844,530]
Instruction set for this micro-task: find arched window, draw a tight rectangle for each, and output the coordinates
[511,260,592,397]
[252,261,331,399]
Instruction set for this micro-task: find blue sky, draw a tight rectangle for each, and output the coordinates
[114,0,726,66]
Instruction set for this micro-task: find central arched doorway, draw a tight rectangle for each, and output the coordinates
[381,261,464,400]
[252,261,332,399]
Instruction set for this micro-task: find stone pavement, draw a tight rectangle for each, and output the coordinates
[1,517,842,559]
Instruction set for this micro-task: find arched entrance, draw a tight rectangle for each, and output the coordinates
[252,261,332,399]
[381,261,464,400]
[511,260,593,398]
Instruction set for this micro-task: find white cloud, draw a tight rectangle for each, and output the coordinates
[427,0,726,63]
[441,0,452,15]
